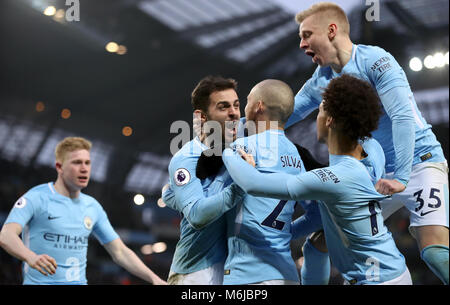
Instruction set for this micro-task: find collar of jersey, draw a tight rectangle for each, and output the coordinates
[193,136,209,151]
[329,153,362,166]
[251,129,284,137]
[265,129,284,135]
[328,154,377,184]
[47,182,82,203]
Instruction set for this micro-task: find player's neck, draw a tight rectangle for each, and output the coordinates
[254,117,284,134]
[54,178,81,199]
[327,132,362,160]
[330,38,353,73]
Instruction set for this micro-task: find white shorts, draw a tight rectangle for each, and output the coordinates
[167,262,224,285]
[381,161,449,231]
[249,279,299,285]
[376,268,412,285]
[343,268,412,285]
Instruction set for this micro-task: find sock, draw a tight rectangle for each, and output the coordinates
[421,244,449,285]
[300,237,330,285]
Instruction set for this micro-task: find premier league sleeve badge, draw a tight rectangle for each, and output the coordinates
[174,168,191,186]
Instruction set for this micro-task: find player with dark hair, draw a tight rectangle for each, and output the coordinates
[222,75,412,285]
[287,2,448,285]
[161,75,245,284]
[164,78,325,284]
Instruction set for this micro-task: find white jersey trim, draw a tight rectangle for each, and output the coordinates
[408,94,425,129]
[48,182,55,194]
[352,44,358,61]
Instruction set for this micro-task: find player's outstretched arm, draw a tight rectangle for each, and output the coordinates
[103,238,167,285]
[222,148,292,199]
[162,182,245,230]
[377,87,415,187]
[223,148,324,203]
[0,223,57,276]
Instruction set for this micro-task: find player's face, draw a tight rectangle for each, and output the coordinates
[316,101,329,143]
[58,149,91,192]
[299,15,334,67]
[206,88,240,143]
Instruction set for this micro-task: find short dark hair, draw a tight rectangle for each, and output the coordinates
[322,74,382,141]
[191,75,238,112]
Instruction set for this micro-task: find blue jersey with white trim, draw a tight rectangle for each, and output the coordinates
[4,183,119,285]
[286,44,445,185]
[223,129,304,284]
[222,137,407,284]
[308,155,406,284]
[165,138,233,274]
[290,138,384,239]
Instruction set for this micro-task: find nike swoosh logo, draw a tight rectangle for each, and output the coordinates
[420,210,437,216]
[48,216,61,220]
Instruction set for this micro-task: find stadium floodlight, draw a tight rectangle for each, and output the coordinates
[152,242,167,253]
[433,52,446,68]
[43,6,56,16]
[423,55,436,69]
[53,9,65,21]
[117,45,127,55]
[409,57,423,72]
[134,194,145,205]
[105,42,119,53]
[140,244,153,255]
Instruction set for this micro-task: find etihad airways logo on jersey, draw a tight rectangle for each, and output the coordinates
[43,233,88,250]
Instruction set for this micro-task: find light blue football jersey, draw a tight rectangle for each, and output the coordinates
[164,137,236,275]
[290,138,384,239]
[223,129,304,284]
[4,182,119,285]
[223,138,407,284]
[286,44,445,185]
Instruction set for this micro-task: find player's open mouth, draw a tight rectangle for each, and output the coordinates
[78,176,88,182]
[305,50,317,62]
[228,120,238,135]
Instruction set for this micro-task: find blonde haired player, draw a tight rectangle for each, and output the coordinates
[0,137,167,285]
[286,2,448,284]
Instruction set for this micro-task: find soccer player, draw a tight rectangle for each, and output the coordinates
[286,2,448,284]
[161,75,245,285]
[0,137,166,285]
[223,75,412,285]
[221,79,305,285]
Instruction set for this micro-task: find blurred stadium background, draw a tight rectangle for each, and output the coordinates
[0,0,448,284]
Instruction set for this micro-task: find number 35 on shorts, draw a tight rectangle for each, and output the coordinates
[413,187,443,216]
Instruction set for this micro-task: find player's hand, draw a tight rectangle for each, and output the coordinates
[238,149,255,167]
[27,254,57,276]
[375,178,406,195]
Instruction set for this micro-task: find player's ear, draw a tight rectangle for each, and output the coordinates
[328,23,337,40]
[194,109,207,123]
[256,100,265,114]
[326,116,334,128]
[55,161,63,173]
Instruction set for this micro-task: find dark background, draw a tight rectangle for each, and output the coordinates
[0,0,448,285]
